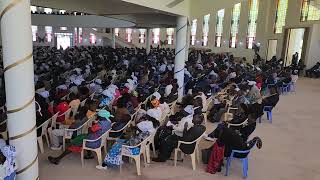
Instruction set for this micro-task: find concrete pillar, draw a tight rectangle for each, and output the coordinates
[0,0,39,179]
[111,28,116,49]
[146,28,151,54]
[174,16,188,101]
[185,22,190,61]
[76,27,79,46]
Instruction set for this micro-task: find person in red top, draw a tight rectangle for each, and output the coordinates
[54,98,69,123]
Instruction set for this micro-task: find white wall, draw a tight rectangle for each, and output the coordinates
[187,0,320,64]
[305,24,320,69]
[32,27,104,47]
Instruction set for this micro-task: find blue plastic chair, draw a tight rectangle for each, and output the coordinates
[289,82,296,92]
[280,84,290,95]
[211,86,221,94]
[265,83,276,95]
[225,143,256,179]
[258,106,273,123]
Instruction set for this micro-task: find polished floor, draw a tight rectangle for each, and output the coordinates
[39,78,320,180]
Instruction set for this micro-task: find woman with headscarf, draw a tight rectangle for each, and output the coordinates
[48,110,113,165]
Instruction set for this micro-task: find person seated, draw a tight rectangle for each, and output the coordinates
[193,96,203,116]
[152,105,195,162]
[208,124,262,161]
[68,93,81,113]
[246,81,262,104]
[35,93,51,138]
[50,101,96,150]
[305,62,320,78]
[0,137,16,180]
[48,110,113,165]
[51,98,70,123]
[262,85,279,109]
[96,114,158,170]
[228,104,260,142]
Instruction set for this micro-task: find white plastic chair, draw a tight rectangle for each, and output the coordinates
[37,118,51,153]
[174,131,206,170]
[120,136,151,176]
[147,129,158,157]
[168,100,178,116]
[227,119,248,128]
[89,92,96,100]
[107,120,132,141]
[0,120,8,141]
[61,92,71,101]
[224,107,238,122]
[81,129,111,166]
[63,114,97,151]
[80,98,87,107]
[48,112,59,143]
[70,103,80,119]
[58,108,72,124]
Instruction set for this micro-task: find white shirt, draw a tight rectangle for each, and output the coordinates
[171,115,194,137]
[137,121,155,133]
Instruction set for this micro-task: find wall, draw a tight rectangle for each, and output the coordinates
[305,23,320,69]
[32,26,104,47]
[187,0,320,64]
[122,0,190,17]
[115,28,176,49]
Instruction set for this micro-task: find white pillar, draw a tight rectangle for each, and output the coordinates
[111,28,116,49]
[146,28,151,54]
[76,27,79,46]
[185,22,191,61]
[0,0,39,179]
[174,16,188,101]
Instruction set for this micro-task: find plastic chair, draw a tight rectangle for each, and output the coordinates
[227,118,248,128]
[70,103,80,119]
[174,131,206,170]
[168,100,178,116]
[280,84,290,95]
[107,120,132,141]
[80,98,87,107]
[61,92,71,101]
[63,114,97,151]
[81,129,111,166]
[37,118,51,153]
[0,120,8,141]
[266,83,276,95]
[258,106,272,123]
[225,142,257,179]
[289,81,296,92]
[147,129,158,157]
[89,92,96,100]
[224,107,238,122]
[48,112,59,143]
[120,136,151,176]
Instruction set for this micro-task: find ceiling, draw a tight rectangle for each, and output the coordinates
[31,14,136,28]
[30,0,180,28]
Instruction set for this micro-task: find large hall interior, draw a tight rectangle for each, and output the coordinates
[0,0,320,179]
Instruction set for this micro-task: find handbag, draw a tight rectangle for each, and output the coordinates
[202,145,213,164]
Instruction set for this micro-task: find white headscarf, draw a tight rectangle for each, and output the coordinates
[184,105,194,115]
[147,108,162,121]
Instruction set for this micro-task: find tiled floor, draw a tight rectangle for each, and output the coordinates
[39,78,320,180]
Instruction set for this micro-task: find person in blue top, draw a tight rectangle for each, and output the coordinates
[48,110,113,165]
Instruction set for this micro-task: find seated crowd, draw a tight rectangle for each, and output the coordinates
[0,45,299,178]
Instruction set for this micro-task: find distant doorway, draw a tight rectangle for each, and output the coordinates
[55,33,73,50]
[266,39,278,61]
[283,28,306,66]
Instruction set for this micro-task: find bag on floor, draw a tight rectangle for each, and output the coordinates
[201,145,213,164]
